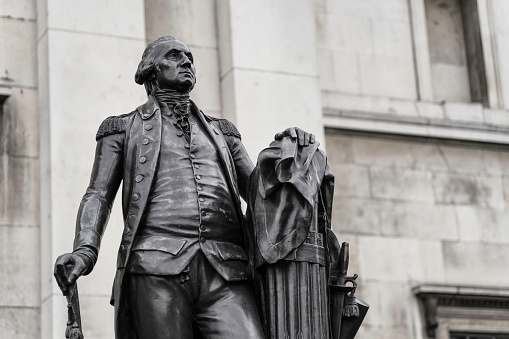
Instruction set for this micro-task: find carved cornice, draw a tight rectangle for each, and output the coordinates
[413,285,509,338]
[323,108,509,146]
[438,297,509,309]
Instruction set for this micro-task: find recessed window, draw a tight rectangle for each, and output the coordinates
[0,90,9,154]
[424,0,488,105]
[415,285,509,339]
[451,333,509,339]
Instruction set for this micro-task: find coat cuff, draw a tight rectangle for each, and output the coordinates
[73,228,101,251]
[72,249,96,276]
[73,229,101,275]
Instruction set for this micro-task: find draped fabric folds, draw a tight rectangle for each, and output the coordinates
[248,137,336,339]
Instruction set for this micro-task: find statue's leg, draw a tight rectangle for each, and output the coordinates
[127,274,195,339]
[192,254,265,339]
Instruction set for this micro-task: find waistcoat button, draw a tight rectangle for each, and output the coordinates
[139,156,147,163]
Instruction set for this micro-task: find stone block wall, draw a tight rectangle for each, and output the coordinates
[315,0,417,101]
[326,130,509,338]
[0,1,40,338]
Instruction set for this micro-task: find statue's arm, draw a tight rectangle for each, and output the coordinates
[225,135,255,201]
[218,120,315,200]
[212,118,254,200]
[55,122,125,293]
[73,132,124,271]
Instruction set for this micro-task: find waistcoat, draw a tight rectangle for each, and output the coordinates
[128,103,239,275]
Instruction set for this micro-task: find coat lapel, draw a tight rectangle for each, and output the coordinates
[191,101,242,206]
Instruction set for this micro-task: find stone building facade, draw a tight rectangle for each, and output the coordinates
[1,0,509,338]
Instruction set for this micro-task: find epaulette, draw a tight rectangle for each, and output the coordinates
[218,119,241,139]
[96,115,127,141]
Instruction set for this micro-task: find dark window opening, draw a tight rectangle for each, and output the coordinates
[0,91,7,154]
[424,0,488,105]
[451,333,509,339]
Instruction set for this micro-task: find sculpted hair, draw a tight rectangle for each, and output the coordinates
[135,36,177,95]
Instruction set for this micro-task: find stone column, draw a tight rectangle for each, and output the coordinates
[216,0,325,158]
[0,2,40,338]
[37,1,147,338]
[489,0,509,109]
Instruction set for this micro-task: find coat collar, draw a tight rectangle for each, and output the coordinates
[136,96,224,162]
[138,95,207,121]
[137,95,160,120]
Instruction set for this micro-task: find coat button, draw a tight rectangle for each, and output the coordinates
[194,164,200,169]
[200,237,206,243]
[190,154,195,159]
[132,194,140,202]
[213,128,219,135]
[185,144,190,149]
[199,198,205,202]
[197,186,203,191]
[142,138,149,145]
[196,175,202,180]
[139,156,147,163]
[123,227,130,235]
[135,175,144,182]
[200,225,206,232]
[177,132,183,137]
[145,124,153,130]
[119,244,125,253]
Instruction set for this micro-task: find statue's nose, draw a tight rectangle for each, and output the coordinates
[181,55,192,67]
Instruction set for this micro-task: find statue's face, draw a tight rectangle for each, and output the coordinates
[153,40,196,92]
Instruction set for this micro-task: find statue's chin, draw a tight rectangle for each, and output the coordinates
[180,83,195,94]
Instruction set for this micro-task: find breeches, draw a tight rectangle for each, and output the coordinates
[127,252,264,339]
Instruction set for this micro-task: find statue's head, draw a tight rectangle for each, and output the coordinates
[135,36,196,95]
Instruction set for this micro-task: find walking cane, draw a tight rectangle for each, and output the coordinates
[56,265,85,339]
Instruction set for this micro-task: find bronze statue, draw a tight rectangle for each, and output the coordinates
[54,36,367,339]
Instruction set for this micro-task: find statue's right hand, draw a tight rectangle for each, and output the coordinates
[54,253,89,294]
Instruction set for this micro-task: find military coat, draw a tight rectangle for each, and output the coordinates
[72,96,255,338]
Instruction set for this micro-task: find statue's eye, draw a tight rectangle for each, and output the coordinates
[168,53,178,60]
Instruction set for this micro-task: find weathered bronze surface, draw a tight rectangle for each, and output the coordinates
[54,36,367,339]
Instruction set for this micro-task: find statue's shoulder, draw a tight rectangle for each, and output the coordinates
[95,110,136,141]
[204,113,242,139]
